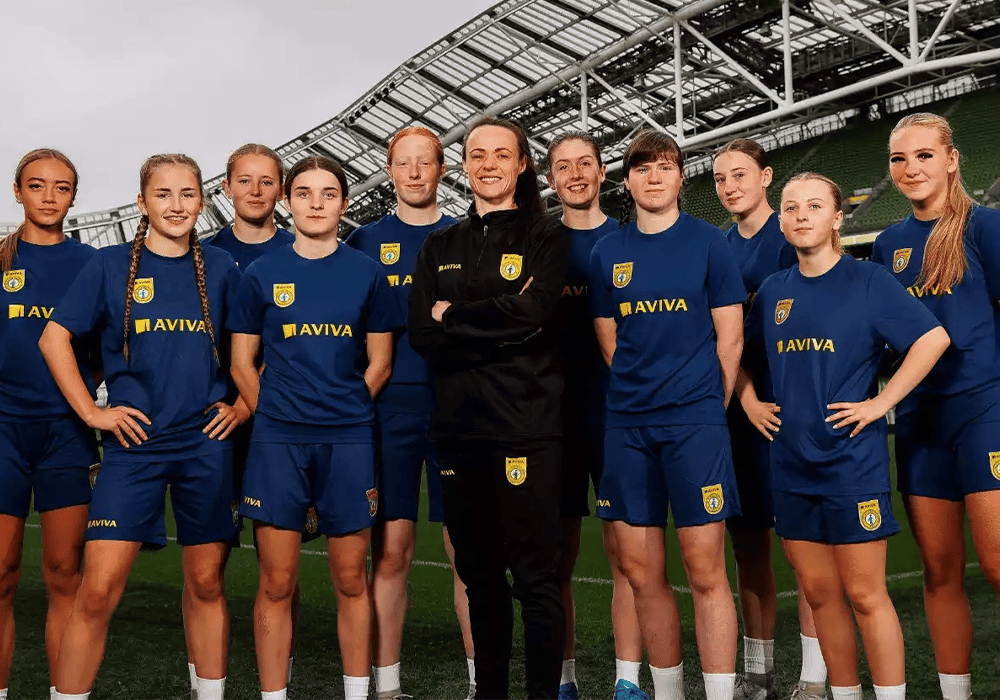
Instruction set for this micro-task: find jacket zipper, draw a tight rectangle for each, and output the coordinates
[475,223,489,269]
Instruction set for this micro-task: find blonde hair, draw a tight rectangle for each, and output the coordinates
[2,148,79,273]
[890,113,973,293]
[783,172,844,254]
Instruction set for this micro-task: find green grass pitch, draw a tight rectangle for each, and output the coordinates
[6,439,1000,698]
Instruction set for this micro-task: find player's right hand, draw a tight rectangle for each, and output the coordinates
[86,405,151,448]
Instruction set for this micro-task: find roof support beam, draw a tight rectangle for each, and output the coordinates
[586,70,666,134]
[919,0,964,62]
[782,0,793,103]
[818,0,912,67]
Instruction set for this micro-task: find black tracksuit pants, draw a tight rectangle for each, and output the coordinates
[438,438,565,700]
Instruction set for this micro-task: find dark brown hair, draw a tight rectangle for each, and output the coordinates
[284,156,350,202]
[546,131,603,172]
[463,116,543,223]
[713,138,768,170]
[619,129,684,226]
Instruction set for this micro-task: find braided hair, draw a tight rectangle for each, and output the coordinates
[124,154,218,366]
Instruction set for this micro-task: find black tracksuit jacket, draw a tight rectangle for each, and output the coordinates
[408,206,569,442]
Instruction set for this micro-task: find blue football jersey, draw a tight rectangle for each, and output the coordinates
[203,225,293,269]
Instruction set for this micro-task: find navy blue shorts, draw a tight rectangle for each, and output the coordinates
[241,441,377,536]
[86,444,238,548]
[897,390,1000,500]
[0,417,98,518]
[725,404,775,532]
[773,491,900,544]
[376,412,443,522]
[598,425,740,528]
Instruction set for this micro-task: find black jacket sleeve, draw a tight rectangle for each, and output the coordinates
[441,216,569,343]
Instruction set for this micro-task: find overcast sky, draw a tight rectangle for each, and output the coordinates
[0,0,498,223]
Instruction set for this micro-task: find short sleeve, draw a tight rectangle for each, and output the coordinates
[51,253,108,337]
[970,209,1000,302]
[707,232,748,308]
[227,270,266,335]
[588,243,614,318]
[366,269,404,334]
[867,266,941,352]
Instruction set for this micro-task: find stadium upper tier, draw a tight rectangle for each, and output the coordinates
[2,0,999,245]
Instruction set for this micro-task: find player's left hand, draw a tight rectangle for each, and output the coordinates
[826,397,890,437]
[204,401,251,440]
[431,300,452,323]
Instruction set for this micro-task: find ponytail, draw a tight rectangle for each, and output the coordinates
[0,226,24,274]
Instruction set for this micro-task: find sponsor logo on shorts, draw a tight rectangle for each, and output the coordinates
[89,463,100,489]
[367,488,378,517]
[88,519,117,528]
[506,457,527,486]
[244,496,262,508]
[990,451,1000,481]
[230,500,240,527]
[858,499,882,531]
[612,262,632,289]
[132,278,154,303]
[380,242,400,265]
[273,283,295,308]
[3,270,24,293]
[304,505,318,534]
[386,275,412,287]
[500,254,523,281]
[596,499,611,508]
[702,484,724,515]
[774,298,793,325]
[893,248,912,273]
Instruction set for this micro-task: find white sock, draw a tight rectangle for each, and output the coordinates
[0,689,7,699]
[189,662,198,690]
[561,659,577,686]
[616,659,642,686]
[196,677,225,700]
[50,687,56,700]
[873,683,906,700]
[704,672,736,700]
[831,685,863,700]
[650,662,684,700]
[800,633,828,684]
[287,657,293,685]
[744,636,774,676]
[344,675,369,700]
[375,663,402,694]
[940,673,971,700]
[467,656,476,684]
[261,690,286,700]
[52,693,90,700]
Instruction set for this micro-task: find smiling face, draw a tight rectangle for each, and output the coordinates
[224,154,283,225]
[889,124,958,214]
[14,158,76,230]
[548,137,605,211]
[780,177,844,254]
[137,163,203,241]
[713,150,772,218]
[287,167,348,239]
[624,154,683,217]
[463,124,526,210]
[387,133,445,210]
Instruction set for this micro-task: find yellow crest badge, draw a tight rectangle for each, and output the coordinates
[380,242,401,265]
[893,248,912,274]
[612,262,633,289]
[702,484,724,515]
[367,488,379,516]
[506,457,527,486]
[133,278,154,304]
[500,254,523,281]
[304,505,319,534]
[990,451,1000,481]
[858,499,882,532]
[3,270,24,293]
[273,283,295,308]
[774,298,793,325]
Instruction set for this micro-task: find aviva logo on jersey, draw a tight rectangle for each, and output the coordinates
[562,285,588,297]
[8,305,53,319]
[134,318,206,334]
[282,323,354,339]
[619,298,688,316]
[380,243,400,265]
[776,337,835,353]
[907,284,952,298]
[3,270,24,293]
[386,275,413,287]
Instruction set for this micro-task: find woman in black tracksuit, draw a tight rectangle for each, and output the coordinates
[409,116,569,700]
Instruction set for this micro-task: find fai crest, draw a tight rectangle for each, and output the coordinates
[774,298,793,325]
[506,456,527,486]
[893,248,912,274]
[858,499,882,532]
[702,484,724,515]
[89,463,100,489]
[133,278,154,304]
[366,488,379,516]
[304,505,319,534]
[612,262,633,289]
[3,270,24,293]
[500,254,523,281]
[990,451,1000,481]
[380,242,401,265]
[273,283,295,308]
